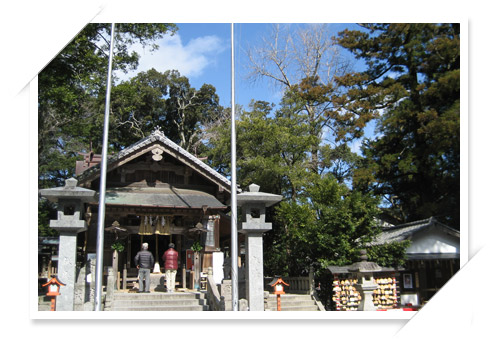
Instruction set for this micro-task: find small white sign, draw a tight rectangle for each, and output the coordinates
[401,293,419,306]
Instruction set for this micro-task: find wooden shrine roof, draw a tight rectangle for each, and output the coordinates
[77,129,232,194]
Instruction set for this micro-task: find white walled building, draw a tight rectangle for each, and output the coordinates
[372,217,460,307]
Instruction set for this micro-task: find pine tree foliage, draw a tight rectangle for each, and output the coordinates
[336,24,460,227]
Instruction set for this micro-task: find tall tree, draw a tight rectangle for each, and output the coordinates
[264,174,381,276]
[205,100,315,199]
[203,97,398,290]
[246,24,361,176]
[109,69,223,152]
[39,23,177,188]
[203,25,412,308]
[162,72,222,152]
[336,24,460,227]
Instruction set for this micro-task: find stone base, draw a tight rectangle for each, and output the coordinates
[218,280,249,311]
[151,273,166,291]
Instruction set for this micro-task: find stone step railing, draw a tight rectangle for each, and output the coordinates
[206,268,249,311]
[206,268,225,311]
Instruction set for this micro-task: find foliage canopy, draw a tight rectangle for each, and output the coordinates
[335,24,460,227]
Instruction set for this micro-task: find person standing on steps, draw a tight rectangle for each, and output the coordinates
[134,242,154,293]
[162,243,179,293]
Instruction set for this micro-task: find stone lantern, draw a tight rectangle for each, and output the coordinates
[40,178,96,311]
[237,184,282,311]
[348,250,381,311]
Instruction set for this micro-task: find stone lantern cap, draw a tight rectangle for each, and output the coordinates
[39,178,96,203]
[326,249,402,275]
[348,261,383,273]
[236,184,283,207]
[237,184,282,234]
[348,249,382,273]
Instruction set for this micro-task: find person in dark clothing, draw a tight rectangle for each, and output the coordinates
[134,243,154,293]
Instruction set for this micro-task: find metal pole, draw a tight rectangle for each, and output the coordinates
[94,23,116,311]
[230,23,239,311]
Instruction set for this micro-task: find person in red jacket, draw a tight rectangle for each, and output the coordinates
[162,243,179,293]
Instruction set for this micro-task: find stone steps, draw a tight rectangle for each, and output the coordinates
[109,292,208,311]
[265,294,320,311]
[271,305,321,311]
[38,297,52,311]
[113,305,207,311]
[38,295,53,311]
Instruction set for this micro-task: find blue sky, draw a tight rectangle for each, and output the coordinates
[116,23,366,111]
[114,23,377,154]
[116,23,267,108]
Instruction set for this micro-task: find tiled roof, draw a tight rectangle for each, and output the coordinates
[369,217,459,246]
[326,262,398,274]
[104,187,227,209]
[77,129,232,192]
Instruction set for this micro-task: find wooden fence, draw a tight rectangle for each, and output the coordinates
[264,275,313,294]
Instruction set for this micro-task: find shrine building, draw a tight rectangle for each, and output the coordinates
[78,128,234,276]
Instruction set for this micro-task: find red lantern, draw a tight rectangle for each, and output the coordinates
[42,276,65,311]
[269,276,290,311]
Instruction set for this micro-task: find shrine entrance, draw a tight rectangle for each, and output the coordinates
[129,234,171,269]
[127,232,197,269]
[100,205,221,293]
[108,211,207,271]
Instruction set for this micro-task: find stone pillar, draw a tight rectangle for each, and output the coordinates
[355,275,378,311]
[105,267,115,310]
[56,231,83,311]
[219,279,233,311]
[237,184,282,311]
[348,250,382,311]
[40,178,96,311]
[243,232,266,310]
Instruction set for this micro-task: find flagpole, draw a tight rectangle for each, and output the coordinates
[230,23,239,311]
[94,23,116,311]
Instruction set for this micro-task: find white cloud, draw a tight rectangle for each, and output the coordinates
[349,139,364,155]
[115,33,226,81]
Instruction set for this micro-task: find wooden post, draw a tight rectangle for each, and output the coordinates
[309,265,314,294]
[155,234,159,259]
[182,266,186,289]
[48,259,53,277]
[194,251,201,290]
[277,294,281,311]
[123,265,127,290]
[112,250,118,290]
[127,235,131,268]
